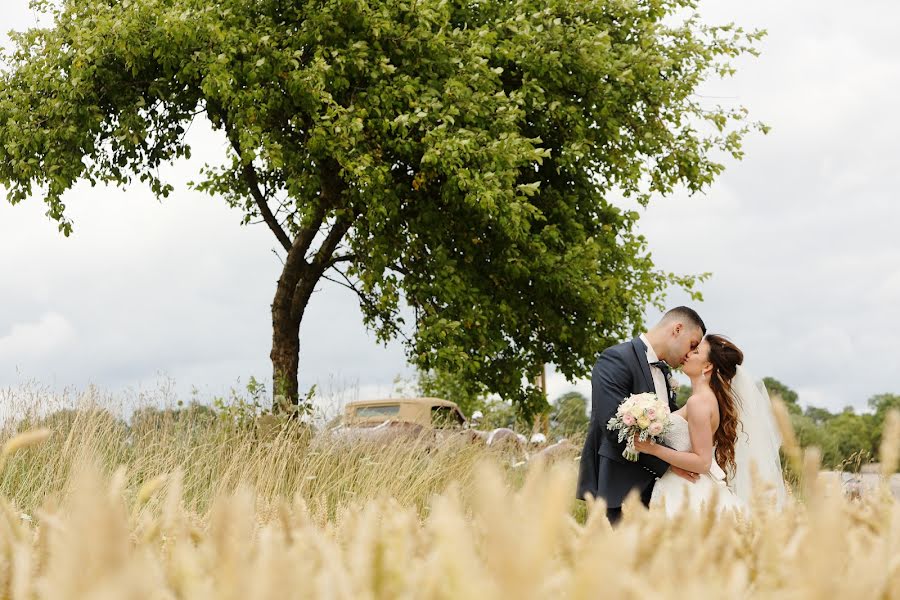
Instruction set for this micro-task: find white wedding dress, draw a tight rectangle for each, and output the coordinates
[649,413,745,516]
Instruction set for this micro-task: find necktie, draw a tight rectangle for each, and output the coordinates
[649,360,671,378]
[650,360,674,404]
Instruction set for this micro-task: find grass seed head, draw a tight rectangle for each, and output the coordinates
[2,428,52,458]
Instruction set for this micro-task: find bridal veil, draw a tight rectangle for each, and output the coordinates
[730,365,788,508]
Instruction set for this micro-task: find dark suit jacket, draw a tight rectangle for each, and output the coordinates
[576,337,677,506]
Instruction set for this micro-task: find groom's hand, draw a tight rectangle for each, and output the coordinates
[670,466,699,483]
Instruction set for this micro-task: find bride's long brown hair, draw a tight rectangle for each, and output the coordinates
[705,334,744,481]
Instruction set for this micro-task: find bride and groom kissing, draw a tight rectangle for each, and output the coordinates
[577,306,786,524]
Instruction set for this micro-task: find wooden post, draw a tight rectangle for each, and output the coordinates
[533,364,550,437]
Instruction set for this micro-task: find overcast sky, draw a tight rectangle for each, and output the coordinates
[1,0,898,415]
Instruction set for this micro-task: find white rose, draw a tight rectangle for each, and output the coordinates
[669,375,680,391]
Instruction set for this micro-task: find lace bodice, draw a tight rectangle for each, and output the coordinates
[663,413,692,452]
[662,413,727,481]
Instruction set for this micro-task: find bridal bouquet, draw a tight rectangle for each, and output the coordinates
[607,393,672,461]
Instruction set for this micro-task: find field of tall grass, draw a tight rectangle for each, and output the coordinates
[0,384,897,599]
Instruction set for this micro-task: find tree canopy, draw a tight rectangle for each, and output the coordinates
[551,391,590,437]
[762,377,800,413]
[765,382,895,472]
[1,0,764,416]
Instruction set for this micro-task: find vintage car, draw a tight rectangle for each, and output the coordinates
[325,397,470,443]
[343,397,468,429]
[327,398,558,462]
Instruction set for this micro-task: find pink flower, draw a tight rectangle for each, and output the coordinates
[622,413,636,426]
[646,408,657,420]
[649,422,663,436]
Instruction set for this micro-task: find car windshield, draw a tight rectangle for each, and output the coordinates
[432,406,465,429]
[355,405,400,418]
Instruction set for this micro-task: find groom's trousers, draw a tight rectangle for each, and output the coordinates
[605,484,654,526]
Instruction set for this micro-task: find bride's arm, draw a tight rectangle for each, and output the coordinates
[633,398,714,474]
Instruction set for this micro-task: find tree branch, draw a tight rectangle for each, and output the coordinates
[322,267,410,344]
[320,271,363,297]
[311,215,353,271]
[390,261,410,276]
[287,215,353,320]
[287,162,352,320]
[292,159,345,266]
[326,253,356,269]
[307,162,354,272]
[221,121,292,252]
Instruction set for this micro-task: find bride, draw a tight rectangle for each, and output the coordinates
[634,334,786,515]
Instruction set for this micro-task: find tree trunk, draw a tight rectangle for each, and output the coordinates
[266,164,349,412]
[270,263,318,412]
[270,298,301,411]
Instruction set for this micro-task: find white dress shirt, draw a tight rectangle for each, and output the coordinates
[639,334,669,402]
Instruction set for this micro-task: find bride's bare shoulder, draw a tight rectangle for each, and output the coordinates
[685,390,716,413]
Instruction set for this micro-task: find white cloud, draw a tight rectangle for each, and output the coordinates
[0,313,75,361]
[545,369,591,407]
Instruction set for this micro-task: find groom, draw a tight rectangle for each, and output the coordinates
[577,307,707,524]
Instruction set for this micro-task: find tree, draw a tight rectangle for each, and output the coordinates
[869,394,900,417]
[551,391,589,437]
[868,393,900,460]
[802,406,834,426]
[0,0,764,415]
[789,412,829,457]
[762,377,801,415]
[416,368,485,419]
[821,410,875,471]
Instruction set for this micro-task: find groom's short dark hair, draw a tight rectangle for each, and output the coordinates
[663,306,706,335]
